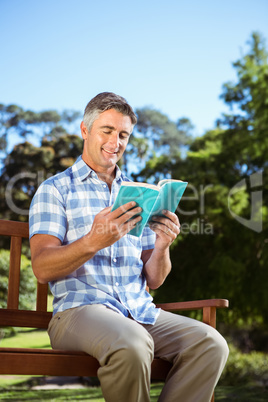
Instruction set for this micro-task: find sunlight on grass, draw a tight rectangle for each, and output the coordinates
[47,294,53,312]
[0,376,39,388]
[0,329,51,349]
[0,379,268,401]
[0,383,164,401]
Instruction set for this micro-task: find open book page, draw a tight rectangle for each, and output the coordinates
[149,180,188,218]
[158,178,185,187]
[119,181,160,191]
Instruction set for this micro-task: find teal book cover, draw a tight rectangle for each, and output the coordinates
[112,179,188,237]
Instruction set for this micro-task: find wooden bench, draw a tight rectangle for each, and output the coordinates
[0,219,229,400]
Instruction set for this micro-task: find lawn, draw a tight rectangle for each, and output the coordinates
[0,328,51,349]
[1,329,268,401]
[0,381,268,401]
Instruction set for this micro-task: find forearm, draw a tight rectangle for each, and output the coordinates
[31,234,98,284]
[31,202,142,284]
[143,210,180,289]
[143,246,172,289]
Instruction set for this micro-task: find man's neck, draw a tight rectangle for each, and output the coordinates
[81,155,116,190]
[96,171,115,190]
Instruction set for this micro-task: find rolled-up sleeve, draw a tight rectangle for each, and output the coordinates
[29,181,67,242]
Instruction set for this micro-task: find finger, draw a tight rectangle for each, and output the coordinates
[111,201,137,218]
[149,222,178,241]
[151,216,180,235]
[149,222,171,235]
[117,206,142,225]
[124,215,142,234]
[161,210,180,225]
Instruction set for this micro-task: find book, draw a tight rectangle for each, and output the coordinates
[111,179,188,237]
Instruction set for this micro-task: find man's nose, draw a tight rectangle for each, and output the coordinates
[109,133,120,149]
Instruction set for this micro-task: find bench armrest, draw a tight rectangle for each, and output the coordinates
[155,299,229,328]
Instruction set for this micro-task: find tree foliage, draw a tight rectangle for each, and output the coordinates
[153,32,268,325]
[218,31,268,174]
[0,104,81,163]
[0,249,36,310]
[0,135,83,220]
[123,107,193,177]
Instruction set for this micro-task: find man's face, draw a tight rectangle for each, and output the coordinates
[81,108,133,173]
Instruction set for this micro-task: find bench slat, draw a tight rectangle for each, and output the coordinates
[0,220,29,238]
[0,309,52,329]
[7,236,22,309]
[36,282,49,312]
[0,351,101,376]
[0,348,171,379]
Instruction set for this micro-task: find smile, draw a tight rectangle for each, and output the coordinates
[102,148,118,155]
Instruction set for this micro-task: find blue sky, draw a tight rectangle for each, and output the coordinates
[1,0,268,137]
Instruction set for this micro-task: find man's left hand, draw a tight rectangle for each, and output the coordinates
[149,210,181,249]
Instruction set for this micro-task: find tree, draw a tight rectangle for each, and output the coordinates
[0,135,83,221]
[0,103,82,221]
[218,31,268,174]
[0,104,81,164]
[123,107,193,178]
[153,32,268,325]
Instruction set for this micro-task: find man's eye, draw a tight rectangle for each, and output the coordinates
[103,131,111,134]
[120,134,129,140]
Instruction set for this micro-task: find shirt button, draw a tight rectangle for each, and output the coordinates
[115,282,119,286]
[113,258,117,263]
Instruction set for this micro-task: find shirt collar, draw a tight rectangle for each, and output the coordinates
[71,155,126,183]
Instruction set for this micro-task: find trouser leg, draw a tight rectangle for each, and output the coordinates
[143,309,229,402]
[48,304,154,402]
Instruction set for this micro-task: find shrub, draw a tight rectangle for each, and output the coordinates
[0,248,36,309]
[220,344,268,386]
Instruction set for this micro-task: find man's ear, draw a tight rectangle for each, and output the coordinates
[80,121,88,140]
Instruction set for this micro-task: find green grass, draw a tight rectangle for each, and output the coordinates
[215,384,268,401]
[0,382,268,401]
[0,328,51,349]
[1,328,268,401]
[0,381,163,401]
[0,387,105,401]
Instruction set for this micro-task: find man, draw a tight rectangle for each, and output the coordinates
[29,92,228,402]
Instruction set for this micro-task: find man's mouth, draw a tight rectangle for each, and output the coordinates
[102,148,118,155]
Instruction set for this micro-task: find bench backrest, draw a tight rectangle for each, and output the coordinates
[0,219,52,329]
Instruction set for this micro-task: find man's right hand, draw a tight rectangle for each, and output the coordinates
[86,201,142,251]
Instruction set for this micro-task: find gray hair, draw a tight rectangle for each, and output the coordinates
[83,92,137,133]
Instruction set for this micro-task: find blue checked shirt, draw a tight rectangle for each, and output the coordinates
[29,156,160,324]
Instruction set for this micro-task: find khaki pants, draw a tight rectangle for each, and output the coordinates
[48,304,228,402]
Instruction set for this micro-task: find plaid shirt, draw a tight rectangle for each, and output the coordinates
[29,156,160,324]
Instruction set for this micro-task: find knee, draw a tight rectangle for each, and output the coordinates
[125,331,154,364]
[121,343,153,369]
[116,328,154,367]
[108,334,154,377]
[206,327,229,365]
